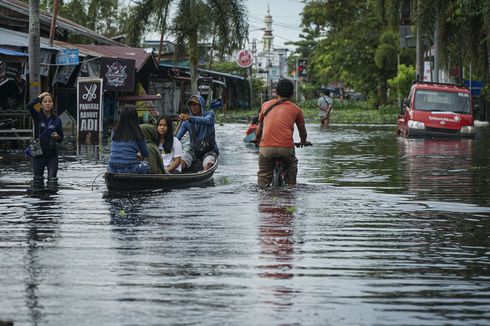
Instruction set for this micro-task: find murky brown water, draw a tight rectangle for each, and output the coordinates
[1,124,490,325]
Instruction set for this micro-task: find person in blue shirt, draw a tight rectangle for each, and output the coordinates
[108,105,150,174]
[176,95,219,171]
[27,92,64,187]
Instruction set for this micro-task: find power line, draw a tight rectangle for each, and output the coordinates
[248,16,300,30]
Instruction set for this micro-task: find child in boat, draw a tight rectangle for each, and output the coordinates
[246,116,259,136]
[140,124,165,174]
[156,115,183,174]
[108,105,149,174]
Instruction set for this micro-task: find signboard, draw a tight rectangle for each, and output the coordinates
[423,61,431,81]
[464,80,483,96]
[56,49,79,65]
[77,78,103,144]
[100,57,135,92]
[236,49,253,68]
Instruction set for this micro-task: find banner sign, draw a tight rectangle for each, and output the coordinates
[77,78,103,144]
[99,57,135,92]
[464,80,483,96]
[56,49,79,65]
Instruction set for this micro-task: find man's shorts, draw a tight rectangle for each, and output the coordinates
[181,150,218,171]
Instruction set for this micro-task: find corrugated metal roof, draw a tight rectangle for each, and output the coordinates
[0,28,157,72]
[0,27,63,50]
[1,0,123,46]
[159,63,246,81]
[74,44,157,71]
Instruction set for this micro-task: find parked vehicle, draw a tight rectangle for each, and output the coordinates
[398,81,475,138]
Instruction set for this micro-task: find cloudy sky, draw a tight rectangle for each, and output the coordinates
[141,0,305,51]
[246,0,304,51]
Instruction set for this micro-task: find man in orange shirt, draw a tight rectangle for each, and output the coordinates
[253,78,309,188]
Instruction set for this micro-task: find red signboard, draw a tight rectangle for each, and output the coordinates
[236,50,253,68]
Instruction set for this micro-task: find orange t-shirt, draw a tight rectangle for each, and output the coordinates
[258,99,305,148]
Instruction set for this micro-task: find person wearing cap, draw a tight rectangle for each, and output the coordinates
[176,95,219,171]
[253,78,309,188]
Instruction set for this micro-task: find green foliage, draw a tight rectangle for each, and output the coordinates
[388,64,416,101]
[300,0,396,104]
[224,99,399,125]
[374,30,398,71]
[481,84,490,102]
[55,0,121,38]
[211,61,245,76]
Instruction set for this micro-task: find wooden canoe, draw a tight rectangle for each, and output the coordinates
[104,160,218,191]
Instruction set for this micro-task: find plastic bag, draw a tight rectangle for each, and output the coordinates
[24,139,43,157]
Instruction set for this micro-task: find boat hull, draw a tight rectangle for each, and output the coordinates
[104,161,217,191]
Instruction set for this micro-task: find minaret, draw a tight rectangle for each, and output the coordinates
[262,4,273,53]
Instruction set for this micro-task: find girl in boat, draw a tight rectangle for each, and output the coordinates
[156,115,182,174]
[140,124,165,174]
[108,105,149,174]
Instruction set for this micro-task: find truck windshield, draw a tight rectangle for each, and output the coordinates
[414,90,470,113]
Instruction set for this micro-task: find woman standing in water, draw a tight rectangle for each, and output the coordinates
[27,91,64,188]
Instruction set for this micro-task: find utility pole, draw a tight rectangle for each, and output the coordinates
[433,18,440,82]
[29,0,41,97]
[48,0,59,47]
[415,0,424,80]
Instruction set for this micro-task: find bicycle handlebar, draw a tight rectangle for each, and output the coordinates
[294,141,313,148]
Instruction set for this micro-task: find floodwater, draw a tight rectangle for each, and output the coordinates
[1,123,490,325]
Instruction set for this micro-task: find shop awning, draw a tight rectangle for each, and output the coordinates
[0,47,28,58]
[72,44,157,72]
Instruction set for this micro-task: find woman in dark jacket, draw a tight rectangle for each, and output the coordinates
[27,92,64,187]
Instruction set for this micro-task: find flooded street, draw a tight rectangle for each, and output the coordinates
[1,123,490,325]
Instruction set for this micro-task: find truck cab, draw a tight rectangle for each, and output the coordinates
[397,81,475,138]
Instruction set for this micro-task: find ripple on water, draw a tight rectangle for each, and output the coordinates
[1,124,490,325]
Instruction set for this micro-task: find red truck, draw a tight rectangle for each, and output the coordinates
[397,81,475,138]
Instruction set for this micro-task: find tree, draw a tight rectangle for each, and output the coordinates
[37,0,123,38]
[388,64,415,101]
[124,0,248,94]
[299,0,398,105]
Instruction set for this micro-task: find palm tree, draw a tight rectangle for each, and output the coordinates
[125,0,248,94]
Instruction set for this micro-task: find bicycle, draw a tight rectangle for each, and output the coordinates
[271,142,312,189]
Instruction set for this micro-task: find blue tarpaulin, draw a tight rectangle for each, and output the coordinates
[0,48,28,57]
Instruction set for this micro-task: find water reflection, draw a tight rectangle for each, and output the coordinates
[22,193,61,326]
[400,138,477,202]
[77,144,103,162]
[106,193,148,226]
[1,124,490,325]
[258,192,295,279]
[257,190,300,308]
